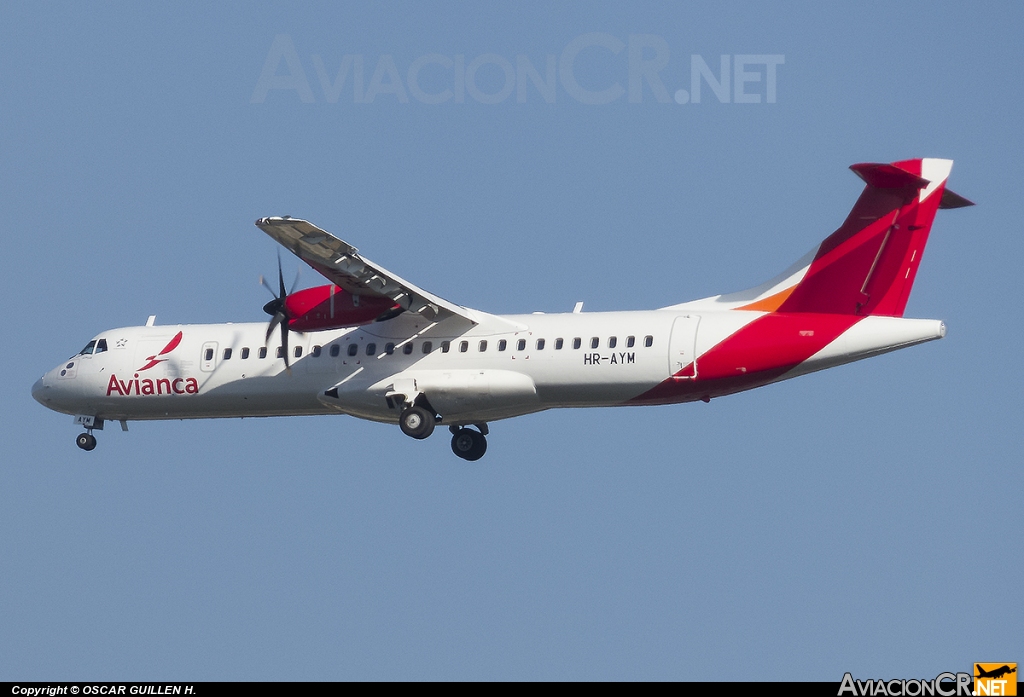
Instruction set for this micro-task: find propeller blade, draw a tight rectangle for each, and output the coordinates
[280,320,292,373]
[259,252,297,375]
[277,251,287,300]
[259,275,277,298]
[265,312,283,344]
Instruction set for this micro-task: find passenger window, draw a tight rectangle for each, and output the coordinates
[573,338,581,349]
[223,348,232,360]
[555,338,563,350]
[95,339,108,354]
[479,340,487,352]
[241,347,250,359]
[259,347,268,359]
[498,339,507,351]
[644,335,654,347]
[459,341,468,353]
[347,344,358,356]
[294,346,302,358]
[403,343,413,355]
[276,346,284,358]
[422,341,432,353]
[330,344,340,357]
[366,343,377,355]
[626,336,635,348]
[385,343,395,355]
[312,345,321,357]
[517,339,526,351]
[608,336,617,349]
[205,348,214,361]
[441,340,450,353]
[591,337,599,349]
[536,338,545,350]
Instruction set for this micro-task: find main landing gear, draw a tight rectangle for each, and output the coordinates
[397,405,489,460]
[399,405,436,439]
[449,425,487,461]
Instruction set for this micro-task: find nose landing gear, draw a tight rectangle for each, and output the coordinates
[73,415,103,451]
[76,432,97,451]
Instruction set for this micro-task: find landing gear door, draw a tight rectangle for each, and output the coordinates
[668,315,700,378]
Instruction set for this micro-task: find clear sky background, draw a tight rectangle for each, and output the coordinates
[2,1,1021,681]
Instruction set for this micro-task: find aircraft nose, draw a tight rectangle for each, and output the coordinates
[32,375,48,406]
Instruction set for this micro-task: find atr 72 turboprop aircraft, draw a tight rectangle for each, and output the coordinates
[32,158,972,460]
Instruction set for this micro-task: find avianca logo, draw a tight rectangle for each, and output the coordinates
[107,373,198,396]
[138,331,183,371]
[106,331,199,396]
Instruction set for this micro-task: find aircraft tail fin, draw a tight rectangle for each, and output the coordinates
[740,159,973,317]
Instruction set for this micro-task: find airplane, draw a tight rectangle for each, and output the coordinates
[975,665,1016,680]
[32,158,973,460]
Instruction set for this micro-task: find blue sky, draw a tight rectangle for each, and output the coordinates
[2,1,1021,680]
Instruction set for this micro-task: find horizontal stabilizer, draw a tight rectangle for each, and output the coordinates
[939,189,974,209]
[850,162,930,190]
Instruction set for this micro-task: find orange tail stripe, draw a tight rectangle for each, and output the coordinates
[735,285,796,312]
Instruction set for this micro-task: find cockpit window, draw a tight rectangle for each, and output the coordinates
[95,339,108,354]
[79,340,97,355]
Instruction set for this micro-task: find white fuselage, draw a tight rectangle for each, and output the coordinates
[32,308,945,428]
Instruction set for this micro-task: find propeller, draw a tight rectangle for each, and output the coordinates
[260,251,301,372]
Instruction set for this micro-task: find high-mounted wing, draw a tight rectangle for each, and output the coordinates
[256,217,478,325]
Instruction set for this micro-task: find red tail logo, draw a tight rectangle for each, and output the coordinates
[740,159,972,318]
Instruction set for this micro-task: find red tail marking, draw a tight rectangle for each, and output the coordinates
[777,159,947,318]
[630,313,860,405]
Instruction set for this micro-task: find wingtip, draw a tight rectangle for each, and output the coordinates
[255,216,295,226]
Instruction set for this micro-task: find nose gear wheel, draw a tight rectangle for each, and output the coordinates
[76,433,97,451]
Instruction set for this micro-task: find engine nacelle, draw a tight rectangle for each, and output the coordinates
[284,284,402,331]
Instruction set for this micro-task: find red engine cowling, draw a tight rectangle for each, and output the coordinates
[284,285,402,331]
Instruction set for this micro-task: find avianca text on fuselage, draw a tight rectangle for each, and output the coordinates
[106,373,199,397]
[31,158,974,459]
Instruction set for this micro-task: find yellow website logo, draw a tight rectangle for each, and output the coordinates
[975,663,1017,696]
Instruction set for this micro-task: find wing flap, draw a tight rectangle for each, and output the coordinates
[256,217,477,325]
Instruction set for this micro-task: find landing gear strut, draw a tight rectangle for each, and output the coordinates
[73,415,103,451]
[396,399,489,460]
[450,426,487,461]
[76,432,97,451]
[399,405,436,440]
